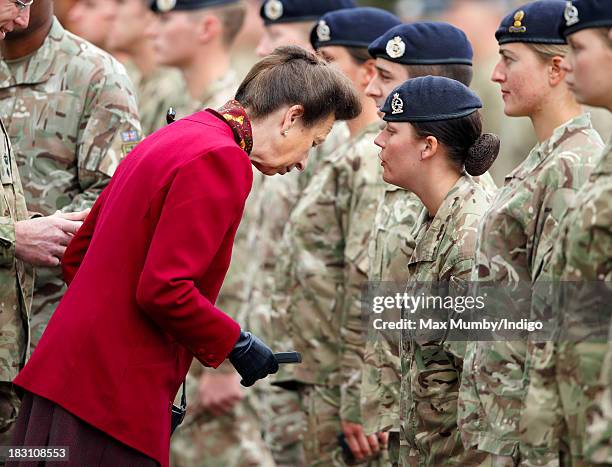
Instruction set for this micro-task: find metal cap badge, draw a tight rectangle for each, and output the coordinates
[156,0,176,13]
[264,0,284,20]
[391,93,404,115]
[385,36,405,59]
[316,20,331,42]
[564,1,579,26]
[509,10,527,33]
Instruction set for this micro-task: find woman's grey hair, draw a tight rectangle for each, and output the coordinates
[235,46,362,126]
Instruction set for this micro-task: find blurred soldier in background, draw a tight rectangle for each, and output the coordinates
[67,0,118,51]
[148,2,276,466]
[52,0,77,29]
[0,0,141,353]
[107,0,187,136]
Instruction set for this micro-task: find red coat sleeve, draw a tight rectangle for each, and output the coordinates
[135,147,249,368]
[62,188,108,285]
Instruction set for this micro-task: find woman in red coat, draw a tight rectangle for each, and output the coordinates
[8,47,361,467]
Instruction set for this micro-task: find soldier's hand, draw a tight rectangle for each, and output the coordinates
[198,371,245,417]
[341,420,381,461]
[15,215,85,267]
[229,331,279,387]
[53,209,91,223]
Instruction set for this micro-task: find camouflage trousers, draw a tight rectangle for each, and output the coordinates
[299,384,387,467]
[170,368,275,467]
[263,385,306,467]
[30,268,65,353]
[0,382,20,447]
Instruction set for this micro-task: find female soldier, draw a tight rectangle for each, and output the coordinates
[521,1,612,464]
[457,1,605,464]
[269,7,400,466]
[9,47,361,467]
[374,76,499,466]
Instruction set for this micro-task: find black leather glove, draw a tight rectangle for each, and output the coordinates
[229,331,279,387]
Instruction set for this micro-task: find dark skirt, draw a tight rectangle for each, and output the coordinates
[7,391,159,467]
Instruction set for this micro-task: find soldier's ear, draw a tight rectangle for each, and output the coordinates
[197,13,222,44]
[420,135,438,162]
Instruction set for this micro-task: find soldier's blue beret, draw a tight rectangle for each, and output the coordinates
[368,22,473,66]
[260,0,356,25]
[381,76,482,123]
[310,8,401,50]
[150,0,240,13]
[561,0,612,37]
[495,1,567,45]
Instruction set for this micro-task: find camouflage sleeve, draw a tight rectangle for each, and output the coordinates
[65,66,142,213]
[0,214,15,267]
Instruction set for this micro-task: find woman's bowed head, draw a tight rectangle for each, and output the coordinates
[375,76,500,196]
[235,45,361,176]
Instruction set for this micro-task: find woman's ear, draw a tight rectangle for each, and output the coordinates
[281,105,305,133]
[549,56,565,86]
[421,136,439,161]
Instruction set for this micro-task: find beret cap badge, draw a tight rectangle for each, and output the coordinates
[391,93,404,115]
[564,1,579,26]
[264,0,284,20]
[509,10,527,33]
[316,20,331,42]
[156,0,176,12]
[386,36,406,59]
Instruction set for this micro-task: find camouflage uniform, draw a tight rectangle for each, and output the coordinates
[270,122,383,466]
[124,60,188,136]
[169,70,277,467]
[0,17,142,352]
[458,114,603,463]
[0,120,34,444]
[521,139,612,466]
[359,187,423,464]
[399,175,496,466]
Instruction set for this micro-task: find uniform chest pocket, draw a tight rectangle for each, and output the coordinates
[10,92,82,170]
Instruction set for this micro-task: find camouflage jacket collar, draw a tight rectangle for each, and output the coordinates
[199,69,238,107]
[0,17,64,88]
[409,175,473,264]
[505,113,594,182]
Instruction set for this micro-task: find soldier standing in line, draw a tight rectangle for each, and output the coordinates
[374,76,499,466]
[0,0,90,445]
[269,8,401,466]
[457,1,605,464]
[355,22,493,465]
[0,0,142,352]
[520,1,612,465]
[247,2,358,466]
[149,2,278,466]
[107,0,187,136]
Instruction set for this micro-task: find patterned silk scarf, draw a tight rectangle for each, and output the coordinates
[209,100,254,155]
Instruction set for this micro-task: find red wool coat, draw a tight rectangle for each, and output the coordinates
[14,111,253,466]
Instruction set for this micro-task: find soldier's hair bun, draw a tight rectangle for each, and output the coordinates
[465,133,500,176]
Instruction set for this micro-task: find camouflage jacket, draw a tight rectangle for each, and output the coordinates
[400,175,495,466]
[459,114,603,458]
[124,60,188,136]
[0,17,142,350]
[360,186,423,435]
[0,120,34,382]
[271,122,382,410]
[176,70,239,118]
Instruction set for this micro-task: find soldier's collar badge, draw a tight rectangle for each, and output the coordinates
[156,0,176,13]
[264,0,284,21]
[386,36,406,59]
[564,1,579,27]
[317,20,331,42]
[509,10,527,33]
[391,93,404,115]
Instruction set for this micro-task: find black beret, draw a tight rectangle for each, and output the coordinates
[260,0,356,25]
[381,76,482,123]
[561,0,612,37]
[368,22,473,65]
[150,0,240,13]
[495,1,567,45]
[310,8,401,50]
